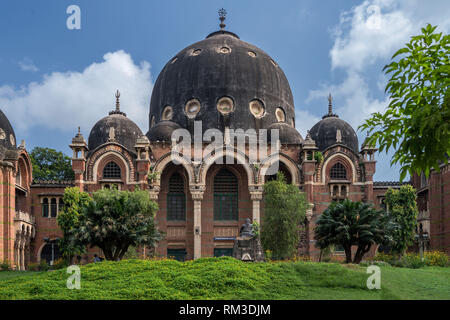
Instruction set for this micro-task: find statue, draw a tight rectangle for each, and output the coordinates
[239,218,254,238]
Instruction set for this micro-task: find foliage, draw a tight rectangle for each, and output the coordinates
[360,24,450,181]
[38,260,49,272]
[0,258,449,300]
[30,147,74,180]
[384,185,418,255]
[261,172,307,260]
[315,199,392,264]
[57,187,92,259]
[424,251,449,267]
[123,246,140,260]
[251,220,260,237]
[314,151,324,163]
[72,188,162,261]
[27,263,39,272]
[0,261,11,271]
[147,171,160,183]
[51,258,68,270]
[372,251,449,268]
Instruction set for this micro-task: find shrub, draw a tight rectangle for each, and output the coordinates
[373,252,395,264]
[0,260,11,271]
[424,251,449,267]
[400,253,425,269]
[52,258,68,270]
[39,260,49,271]
[28,263,39,271]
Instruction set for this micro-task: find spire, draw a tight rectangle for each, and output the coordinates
[218,8,227,30]
[109,89,126,116]
[322,93,338,119]
[115,90,120,112]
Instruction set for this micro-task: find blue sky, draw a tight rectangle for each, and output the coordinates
[0,0,449,181]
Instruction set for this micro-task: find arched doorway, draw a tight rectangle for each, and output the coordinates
[265,161,293,184]
[40,243,61,265]
[214,168,239,221]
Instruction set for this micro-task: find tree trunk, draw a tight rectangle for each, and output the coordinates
[344,245,352,263]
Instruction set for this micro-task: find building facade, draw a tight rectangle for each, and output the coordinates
[0,22,448,268]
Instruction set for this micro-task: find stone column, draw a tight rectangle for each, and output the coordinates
[249,186,263,225]
[190,186,205,260]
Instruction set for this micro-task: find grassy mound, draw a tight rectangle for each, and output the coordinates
[0,257,448,300]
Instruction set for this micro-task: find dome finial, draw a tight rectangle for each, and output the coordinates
[109,90,126,116]
[115,89,121,112]
[218,8,227,30]
[328,93,333,115]
[322,93,338,119]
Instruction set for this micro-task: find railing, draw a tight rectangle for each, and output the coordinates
[14,210,35,224]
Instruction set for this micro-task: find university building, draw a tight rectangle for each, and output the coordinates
[1,20,448,269]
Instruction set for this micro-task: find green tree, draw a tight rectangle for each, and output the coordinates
[57,187,92,261]
[72,187,162,261]
[360,24,450,181]
[261,173,307,260]
[315,199,391,264]
[30,147,74,180]
[384,185,418,256]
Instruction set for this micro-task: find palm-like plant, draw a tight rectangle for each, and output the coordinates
[315,199,390,263]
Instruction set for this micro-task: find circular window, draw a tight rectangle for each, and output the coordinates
[291,117,295,127]
[248,51,257,58]
[185,99,201,119]
[0,128,5,140]
[9,134,15,146]
[275,108,286,122]
[249,100,265,118]
[150,116,156,128]
[270,59,278,67]
[161,106,173,121]
[192,49,202,56]
[219,46,231,54]
[217,97,234,115]
[170,57,178,64]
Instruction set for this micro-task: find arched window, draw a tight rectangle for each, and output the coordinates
[330,162,347,180]
[103,161,121,179]
[214,169,238,221]
[50,198,57,218]
[42,198,49,217]
[58,198,64,213]
[167,173,186,221]
[40,243,61,265]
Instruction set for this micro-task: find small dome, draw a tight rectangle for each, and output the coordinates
[309,116,359,153]
[268,122,303,144]
[88,113,143,153]
[0,109,17,150]
[146,121,182,142]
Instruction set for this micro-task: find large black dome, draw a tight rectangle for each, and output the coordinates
[88,112,142,154]
[309,115,359,153]
[148,30,299,141]
[0,109,17,150]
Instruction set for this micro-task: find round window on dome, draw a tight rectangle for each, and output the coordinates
[185,99,201,119]
[217,97,234,115]
[161,106,173,121]
[150,116,156,128]
[9,134,15,146]
[191,49,202,56]
[291,117,295,127]
[249,99,265,118]
[219,46,231,54]
[270,59,278,67]
[0,128,5,140]
[248,51,257,58]
[170,57,178,64]
[276,107,286,122]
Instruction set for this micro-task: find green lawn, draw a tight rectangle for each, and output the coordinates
[0,257,448,300]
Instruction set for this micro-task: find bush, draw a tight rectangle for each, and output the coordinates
[52,258,68,270]
[38,260,49,271]
[400,253,425,269]
[0,260,11,271]
[373,252,395,264]
[424,251,449,267]
[28,263,39,271]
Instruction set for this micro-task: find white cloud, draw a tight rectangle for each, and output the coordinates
[1,50,152,135]
[295,109,321,138]
[18,58,39,72]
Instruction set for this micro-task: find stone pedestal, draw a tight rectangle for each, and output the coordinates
[232,236,265,262]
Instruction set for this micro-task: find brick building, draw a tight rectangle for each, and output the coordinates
[1,21,448,268]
